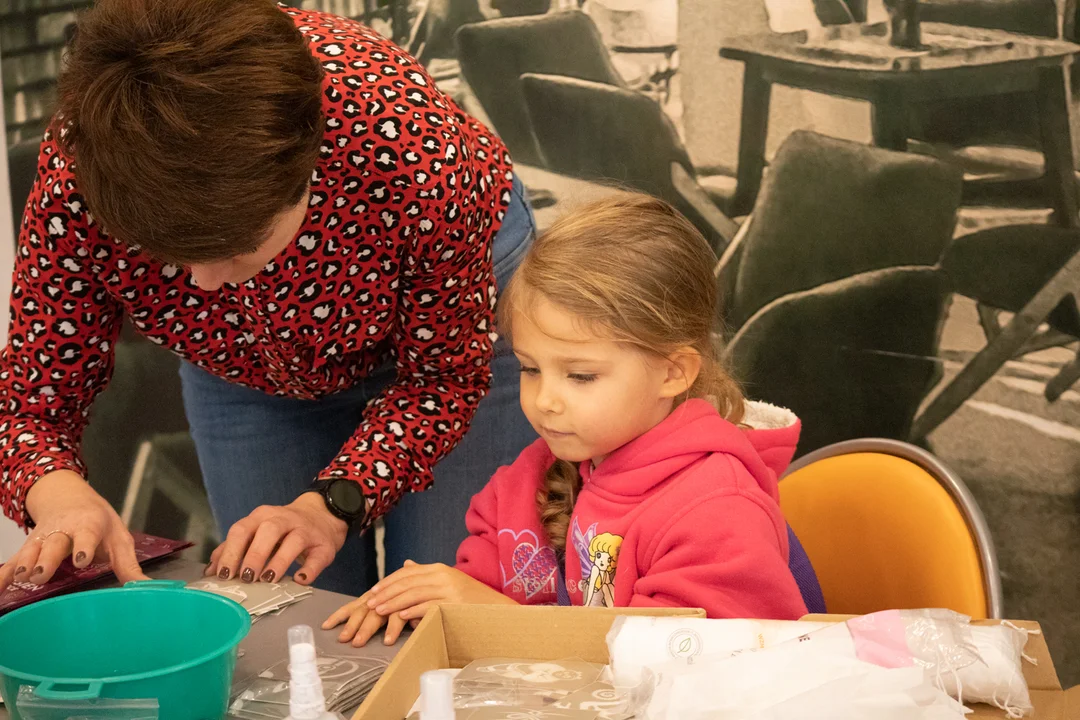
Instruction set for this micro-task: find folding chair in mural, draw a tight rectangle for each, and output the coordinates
[911,226,1080,440]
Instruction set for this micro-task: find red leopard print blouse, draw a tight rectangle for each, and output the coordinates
[0,5,513,529]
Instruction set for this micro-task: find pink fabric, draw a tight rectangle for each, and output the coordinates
[456,399,808,620]
[847,610,915,668]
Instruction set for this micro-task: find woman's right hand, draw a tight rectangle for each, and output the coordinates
[0,470,148,593]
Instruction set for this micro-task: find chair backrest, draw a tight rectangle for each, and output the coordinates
[520,72,731,252]
[726,266,948,453]
[405,0,486,63]
[455,11,624,167]
[779,438,1002,619]
[726,130,962,330]
[8,137,43,239]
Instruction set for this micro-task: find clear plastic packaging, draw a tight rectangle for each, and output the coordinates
[229,647,388,720]
[15,687,159,720]
[404,659,654,720]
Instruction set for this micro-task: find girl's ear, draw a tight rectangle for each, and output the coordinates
[659,347,702,399]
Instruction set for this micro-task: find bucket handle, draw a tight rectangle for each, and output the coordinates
[124,579,187,590]
[34,680,104,700]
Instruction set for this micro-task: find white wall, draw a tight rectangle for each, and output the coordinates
[0,60,26,559]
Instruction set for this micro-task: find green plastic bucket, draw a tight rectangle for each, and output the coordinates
[0,580,250,720]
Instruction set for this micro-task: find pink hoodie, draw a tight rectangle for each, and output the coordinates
[456,399,809,619]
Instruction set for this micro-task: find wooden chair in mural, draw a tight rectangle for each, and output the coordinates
[519,72,738,253]
[715,132,963,455]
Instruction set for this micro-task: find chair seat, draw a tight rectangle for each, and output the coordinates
[941,224,1080,338]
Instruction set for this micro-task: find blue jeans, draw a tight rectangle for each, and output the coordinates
[180,176,539,595]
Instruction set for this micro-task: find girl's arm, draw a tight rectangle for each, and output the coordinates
[630,492,808,620]
[454,468,505,590]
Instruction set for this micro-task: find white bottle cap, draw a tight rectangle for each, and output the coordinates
[286,624,332,720]
[420,670,456,720]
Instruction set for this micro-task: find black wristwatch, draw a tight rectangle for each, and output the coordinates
[308,479,369,532]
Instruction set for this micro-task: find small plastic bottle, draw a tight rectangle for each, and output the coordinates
[419,670,456,720]
[284,624,340,720]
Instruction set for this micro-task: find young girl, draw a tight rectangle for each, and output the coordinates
[325,194,812,647]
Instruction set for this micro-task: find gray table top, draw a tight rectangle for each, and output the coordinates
[0,557,404,718]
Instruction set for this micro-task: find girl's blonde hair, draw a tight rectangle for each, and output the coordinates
[498,193,744,559]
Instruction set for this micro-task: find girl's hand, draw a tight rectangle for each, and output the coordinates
[366,560,516,624]
[322,590,409,647]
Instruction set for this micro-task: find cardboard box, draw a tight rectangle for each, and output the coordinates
[354,607,1080,720]
[353,605,704,720]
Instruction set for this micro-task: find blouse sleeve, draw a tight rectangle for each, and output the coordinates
[0,129,124,527]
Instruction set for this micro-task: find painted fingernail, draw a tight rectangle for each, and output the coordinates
[75,551,86,565]
[241,567,255,583]
[261,569,276,583]
[296,572,307,583]
[15,566,25,576]
[218,567,231,580]
[31,566,43,577]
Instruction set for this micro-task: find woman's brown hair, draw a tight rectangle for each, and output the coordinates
[498,193,745,559]
[55,0,324,263]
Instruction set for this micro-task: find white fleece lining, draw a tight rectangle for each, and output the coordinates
[742,399,798,430]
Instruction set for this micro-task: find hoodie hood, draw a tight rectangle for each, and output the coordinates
[581,398,800,503]
[741,400,802,479]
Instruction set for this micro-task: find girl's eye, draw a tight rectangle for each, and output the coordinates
[519,366,540,375]
[568,373,597,383]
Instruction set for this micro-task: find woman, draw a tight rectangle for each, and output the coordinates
[0,0,537,595]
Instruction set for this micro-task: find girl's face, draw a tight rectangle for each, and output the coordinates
[512,296,687,466]
[594,551,612,572]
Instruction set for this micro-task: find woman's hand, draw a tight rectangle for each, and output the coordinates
[0,470,149,593]
[366,560,516,623]
[322,590,410,647]
[205,491,348,586]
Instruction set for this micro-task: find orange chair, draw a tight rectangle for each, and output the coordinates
[780,438,1002,619]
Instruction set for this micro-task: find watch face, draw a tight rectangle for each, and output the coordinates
[328,480,366,517]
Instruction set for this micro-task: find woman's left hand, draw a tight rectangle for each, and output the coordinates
[204,492,348,586]
[366,560,516,629]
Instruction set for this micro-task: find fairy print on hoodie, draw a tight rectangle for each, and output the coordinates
[456,399,810,619]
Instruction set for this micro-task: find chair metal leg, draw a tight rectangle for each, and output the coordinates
[1045,346,1080,401]
[911,249,1080,440]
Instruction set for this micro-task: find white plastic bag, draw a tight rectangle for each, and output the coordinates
[642,637,964,720]
[749,665,970,720]
[606,616,833,687]
[613,611,1036,718]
